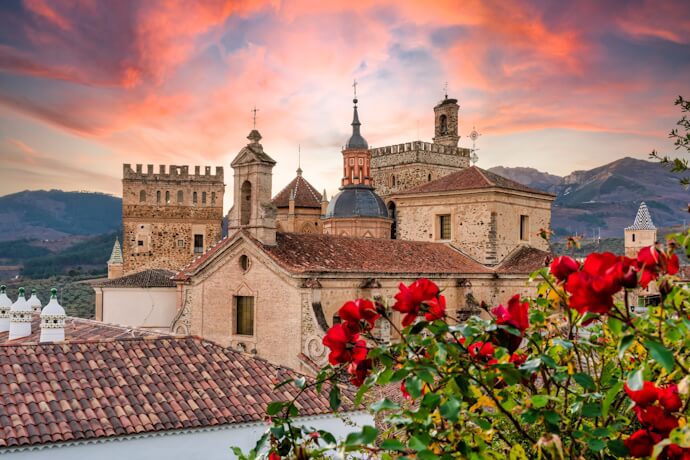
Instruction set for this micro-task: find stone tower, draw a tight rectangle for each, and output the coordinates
[121,163,224,274]
[625,202,657,258]
[370,94,470,198]
[227,129,278,245]
[107,237,124,279]
[432,95,460,147]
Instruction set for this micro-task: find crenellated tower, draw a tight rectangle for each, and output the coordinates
[121,164,225,274]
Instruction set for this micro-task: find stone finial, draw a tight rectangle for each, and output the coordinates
[322,189,328,202]
[40,288,66,343]
[247,129,262,144]
[0,285,11,333]
[27,288,42,314]
[8,287,32,340]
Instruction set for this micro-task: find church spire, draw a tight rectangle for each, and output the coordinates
[345,80,368,150]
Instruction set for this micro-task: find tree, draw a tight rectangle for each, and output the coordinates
[651,96,690,187]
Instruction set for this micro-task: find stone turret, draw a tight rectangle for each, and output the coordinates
[432,95,460,147]
[625,202,657,258]
[8,287,31,340]
[40,288,66,343]
[0,285,10,332]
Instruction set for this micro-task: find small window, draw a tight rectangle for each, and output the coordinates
[439,214,451,240]
[165,191,171,204]
[177,239,185,248]
[391,175,396,187]
[193,192,198,205]
[177,190,184,204]
[139,190,146,202]
[520,215,529,241]
[235,296,254,336]
[632,233,636,242]
[428,174,432,182]
[211,192,216,204]
[137,240,144,247]
[239,255,250,271]
[202,192,207,204]
[156,191,161,204]
[349,158,354,166]
[194,234,204,254]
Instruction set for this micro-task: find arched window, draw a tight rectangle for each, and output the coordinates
[202,192,207,205]
[439,114,448,135]
[388,201,397,239]
[139,190,146,202]
[240,181,252,225]
[391,175,396,187]
[428,174,432,182]
[177,190,183,204]
[211,192,216,204]
[193,192,198,205]
[165,191,170,204]
[156,190,161,204]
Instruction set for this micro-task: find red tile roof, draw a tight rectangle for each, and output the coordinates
[0,316,168,345]
[272,173,322,209]
[95,269,176,288]
[400,166,555,197]
[0,336,356,448]
[174,231,492,280]
[495,246,551,274]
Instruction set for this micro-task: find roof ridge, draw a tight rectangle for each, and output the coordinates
[471,166,495,186]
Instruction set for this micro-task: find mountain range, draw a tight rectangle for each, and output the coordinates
[489,157,689,238]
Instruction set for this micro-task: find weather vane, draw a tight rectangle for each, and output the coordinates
[353,79,358,100]
[252,106,259,129]
[469,126,481,165]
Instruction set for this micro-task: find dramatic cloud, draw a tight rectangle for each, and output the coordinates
[0,0,688,206]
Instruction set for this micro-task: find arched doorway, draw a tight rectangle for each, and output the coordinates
[387,201,397,239]
[240,180,252,225]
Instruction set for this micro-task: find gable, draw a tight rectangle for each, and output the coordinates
[231,145,276,167]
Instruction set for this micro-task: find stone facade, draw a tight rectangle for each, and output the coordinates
[121,164,224,274]
[392,189,552,265]
[322,216,392,238]
[276,207,323,234]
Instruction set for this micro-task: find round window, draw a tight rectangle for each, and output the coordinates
[239,255,250,272]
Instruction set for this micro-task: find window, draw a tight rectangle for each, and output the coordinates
[428,174,432,182]
[388,201,397,240]
[439,214,451,240]
[137,240,144,247]
[193,192,198,205]
[194,234,204,254]
[156,191,161,204]
[349,158,354,166]
[139,190,147,202]
[239,255,250,271]
[177,190,183,204]
[632,233,636,242]
[177,239,185,248]
[439,114,448,135]
[358,158,363,165]
[202,192,207,204]
[391,175,396,187]
[165,191,170,204]
[240,181,252,225]
[235,296,254,336]
[520,215,529,241]
[211,192,216,204]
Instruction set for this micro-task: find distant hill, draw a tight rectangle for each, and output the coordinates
[489,158,689,238]
[0,190,121,241]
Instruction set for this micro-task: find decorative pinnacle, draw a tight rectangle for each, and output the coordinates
[251,106,259,129]
[18,287,25,296]
[51,288,57,299]
[31,288,36,295]
[0,285,5,293]
[322,189,328,202]
[353,79,358,103]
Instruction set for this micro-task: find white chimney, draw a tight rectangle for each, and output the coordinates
[27,289,42,315]
[40,288,65,343]
[8,287,32,340]
[0,285,11,332]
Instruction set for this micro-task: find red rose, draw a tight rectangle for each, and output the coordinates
[424,295,446,321]
[347,358,372,387]
[625,381,659,407]
[638,246,680,288]
[509,352,527,366]
[491,294,530,353]
[550,255,580,282]
[624,429,656,458]
[658,384,682,412]
[269,452,281,460]
[662,444,690,460]
[322,324,368,365]
[339,299,380,333]
[468,341,495,360]
[635,405,679,435]
[565,252,627,314]
[394,279,440,326]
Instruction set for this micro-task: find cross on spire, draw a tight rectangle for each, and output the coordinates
[352,79,358,100]
[251,106,259,129]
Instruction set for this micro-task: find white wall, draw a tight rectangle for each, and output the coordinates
[102,287,177,329]
[0,412,374,460]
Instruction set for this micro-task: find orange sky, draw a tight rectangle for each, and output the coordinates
[0,0,688,211]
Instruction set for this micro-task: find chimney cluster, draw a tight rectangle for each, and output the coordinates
[0,285,66,343]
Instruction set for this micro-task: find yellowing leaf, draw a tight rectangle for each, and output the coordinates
[470,395,496,413]
[509,444,528,460]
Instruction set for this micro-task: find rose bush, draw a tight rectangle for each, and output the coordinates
[238,234,690,460]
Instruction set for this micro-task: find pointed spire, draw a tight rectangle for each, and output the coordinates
[322,189,328,202]
[9,287,31,340]
[108,238,123,264]
[626,202,656,230]
[27,288,42,314]
[345,81,368,149]
[296,144,302,176]
[0,285,11,333]
[40,288,66,343]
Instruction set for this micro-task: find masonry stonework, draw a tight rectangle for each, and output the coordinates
[121,164,224,274]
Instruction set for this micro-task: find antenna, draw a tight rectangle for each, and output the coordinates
[298,144,301,169]
[251,106,259,129]
[469,126,481,165]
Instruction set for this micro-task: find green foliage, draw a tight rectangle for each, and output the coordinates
[650,95,690,187]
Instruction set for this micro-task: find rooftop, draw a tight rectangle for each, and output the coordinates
[95,269,176,288]
[0,336,356,448]
[272,173,322,209]
[626,201,656,231]
[494,245,550,274]
[399,166,555,197]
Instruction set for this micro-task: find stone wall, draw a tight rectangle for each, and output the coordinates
[275,207,323,233]
[121,163,224,274]
[624,228,657,258]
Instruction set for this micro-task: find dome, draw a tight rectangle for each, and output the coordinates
[42,289,65,317]
[325,185,389,219]
[10,288,30,313]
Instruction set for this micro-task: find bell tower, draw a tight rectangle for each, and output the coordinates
[433,89,460,147]
[228,127,278,245]
[624,202,657,258]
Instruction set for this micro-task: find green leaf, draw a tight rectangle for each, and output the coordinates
[644,340,675,373]
[602,381,624,418]
[371,398,399,413]
[509,444,529,460]
[405,376,423,399]
[607,316,623,336]
[618,335,635,360]
[531,395,549,409]
[607,439,628,457]
[417,450,439,460]
[344,425,378,446]
[380,439,406,451]
[329,386,341,411]
[519,357,542,372]
[408,435,427,452]
[588,439,606,452]
[581,402,601,418]
[627,369,644,391]
[440,397,461,422]
[573,373,596,391]
[267,401,284,416]
[377,368,394,385]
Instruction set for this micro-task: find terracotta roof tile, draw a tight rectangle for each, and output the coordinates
[496,246,551,274]
[95,269,176,288]
[401,166,555,197]
[0,337,356,448]
[272,174,322,209]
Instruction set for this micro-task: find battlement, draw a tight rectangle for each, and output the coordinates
[123,164,224,182]
[370,141,469,158]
